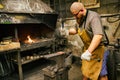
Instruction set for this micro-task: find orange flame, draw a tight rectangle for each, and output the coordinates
[27,35,34,43]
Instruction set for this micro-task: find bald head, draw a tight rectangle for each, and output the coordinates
[70,2,85,15]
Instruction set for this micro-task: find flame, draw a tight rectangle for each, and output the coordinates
[27,35,34,43]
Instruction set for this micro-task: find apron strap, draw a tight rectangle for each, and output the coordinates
[83,10,88,29]
[78,10,88,29]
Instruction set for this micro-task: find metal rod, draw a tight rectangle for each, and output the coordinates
[113,22,120,37]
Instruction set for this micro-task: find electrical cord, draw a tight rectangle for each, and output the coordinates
[107,14,120,23]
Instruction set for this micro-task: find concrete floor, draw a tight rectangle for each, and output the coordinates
[68,63,82,80]
[3,65,120,80]
[1,59,120,80]
[67,52,120,80]
[68,61,120,80]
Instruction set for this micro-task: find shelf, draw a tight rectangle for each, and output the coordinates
[13,51,65,65]
[0,42,20,53]
[20,38,54,52]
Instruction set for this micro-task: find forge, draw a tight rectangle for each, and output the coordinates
[0,13,68,80]
[0,0,70,80]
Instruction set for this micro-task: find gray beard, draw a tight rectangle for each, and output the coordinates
[76,16,84,26]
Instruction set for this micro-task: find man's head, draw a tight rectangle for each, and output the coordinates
[70,2,86,19]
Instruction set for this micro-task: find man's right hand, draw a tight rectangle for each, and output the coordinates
[69,28,77,35]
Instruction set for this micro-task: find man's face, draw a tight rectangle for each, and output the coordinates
[72,8,84,19]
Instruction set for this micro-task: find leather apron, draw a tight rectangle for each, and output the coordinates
[78,28,105,80]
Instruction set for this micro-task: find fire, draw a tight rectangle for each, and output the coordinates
[27,35,34,43]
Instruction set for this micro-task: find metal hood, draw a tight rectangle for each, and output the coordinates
[0,0,58,30]
[1,0,54,13]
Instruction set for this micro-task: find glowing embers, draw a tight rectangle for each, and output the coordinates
[24,35,36,44]
[27,35,35,43]
[24,35,49,44]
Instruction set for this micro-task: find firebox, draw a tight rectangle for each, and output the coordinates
[0,13,59,56]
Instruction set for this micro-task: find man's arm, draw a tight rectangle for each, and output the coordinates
[87,34,103,53]
[81,34,103,61]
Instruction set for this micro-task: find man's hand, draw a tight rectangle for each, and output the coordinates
[81,50,92,61]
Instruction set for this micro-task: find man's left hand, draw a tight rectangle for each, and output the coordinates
[81,50,92,61]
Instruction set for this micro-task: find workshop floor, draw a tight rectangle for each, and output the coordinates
[1,60,120,80]
[69,63,120,80]
[1,59,49,80]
